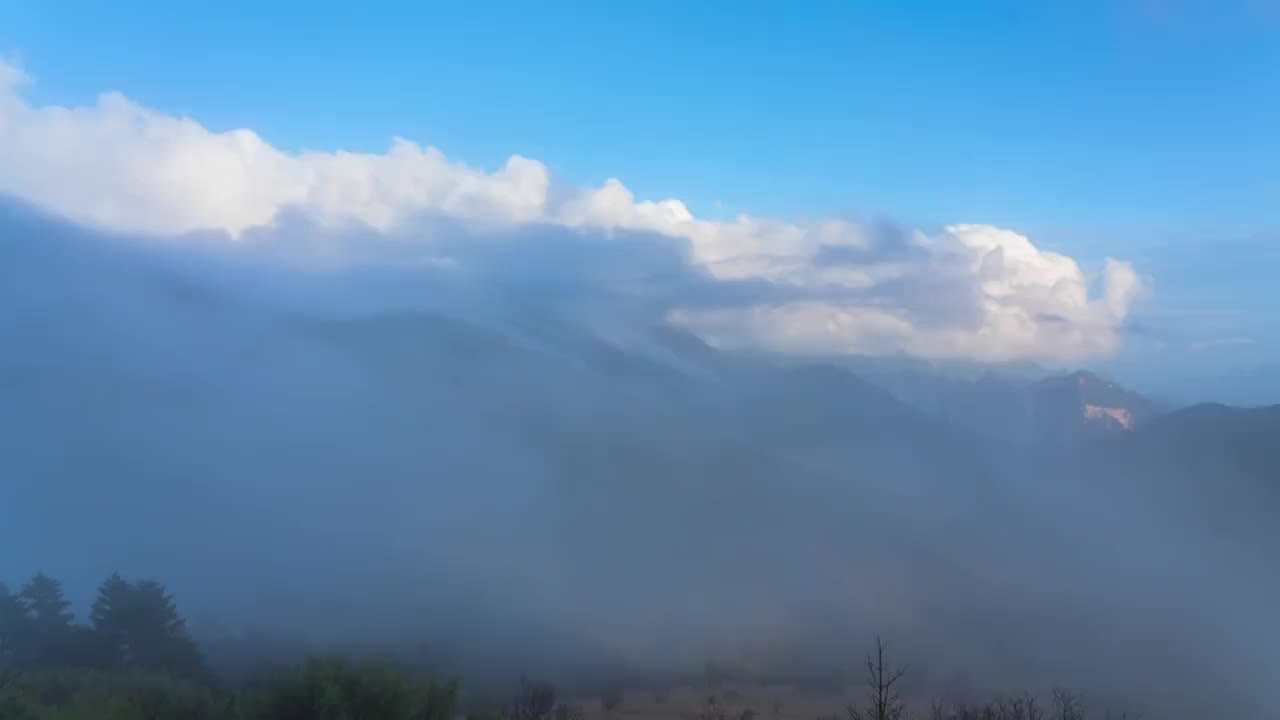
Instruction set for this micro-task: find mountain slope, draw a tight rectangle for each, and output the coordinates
[848,361,1163,445]
[1024,370,1162,438]
[1,202,1276,716]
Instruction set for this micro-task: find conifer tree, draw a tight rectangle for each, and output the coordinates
[18,573,74,668]
[0,582,30,667]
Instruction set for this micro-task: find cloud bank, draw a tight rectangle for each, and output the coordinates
[0,60,1145,361]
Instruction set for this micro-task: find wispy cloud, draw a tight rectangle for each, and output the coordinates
[0,59,1149,362]
[1189,336,1257,352]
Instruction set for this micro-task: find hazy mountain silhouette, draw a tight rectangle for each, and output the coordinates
[831,358,1164,446]
[1,197,1277,717]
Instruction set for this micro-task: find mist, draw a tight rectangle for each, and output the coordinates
[1,196,1276,718]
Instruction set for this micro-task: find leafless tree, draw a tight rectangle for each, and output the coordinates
[995,693,1044,720]
[847,636,909,720]
[1051,688,1087,720]
[929,692,1043,720]
[503,677,558,720]
[554,705,585,720]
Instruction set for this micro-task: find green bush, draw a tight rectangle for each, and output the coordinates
[0,668,232,720]
[246,657,459,720]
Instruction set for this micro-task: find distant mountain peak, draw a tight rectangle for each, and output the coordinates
[1029,370,1158,437]
[1071,371,1098,387]
[1051,369,1108,387]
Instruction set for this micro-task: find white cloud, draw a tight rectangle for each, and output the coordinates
[0,76,551,236]
[0,59,1147,361]
[0,59,29,92]
[1102,257,1145,322]
[1189,337,1256,352]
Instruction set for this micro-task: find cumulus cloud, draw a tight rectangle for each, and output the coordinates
[0,59,1147,361]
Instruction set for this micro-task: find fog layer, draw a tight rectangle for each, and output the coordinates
[0,199,1275,717]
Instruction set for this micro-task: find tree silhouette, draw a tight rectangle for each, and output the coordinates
[19,574,72,629]
[847,636,908,720]
[0,582,30,667]
[88,574,208,679]
[131,580,206,678]
[90,572,135,666]
[18,573,74,668]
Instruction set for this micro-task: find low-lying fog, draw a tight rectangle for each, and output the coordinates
[1,199,1275,718]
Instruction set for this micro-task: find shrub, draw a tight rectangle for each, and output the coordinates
[554,704,585,720]
[247,657,458,720]
[0,668,232,720]
[502,677,558,720]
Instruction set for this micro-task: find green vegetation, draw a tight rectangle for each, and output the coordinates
[0,572,461,720]
[0,573,207,681]
[0,573,1146,719]
[245,657,458,720]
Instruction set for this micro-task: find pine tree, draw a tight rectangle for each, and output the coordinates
[0,582,30,667]
[90,572,136,666]
[18,573,74,668]
[88,574,209,680]
[130,580,197,672]
[20,574,72,628]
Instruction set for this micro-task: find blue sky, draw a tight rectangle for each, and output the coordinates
[2,0,1277,393]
